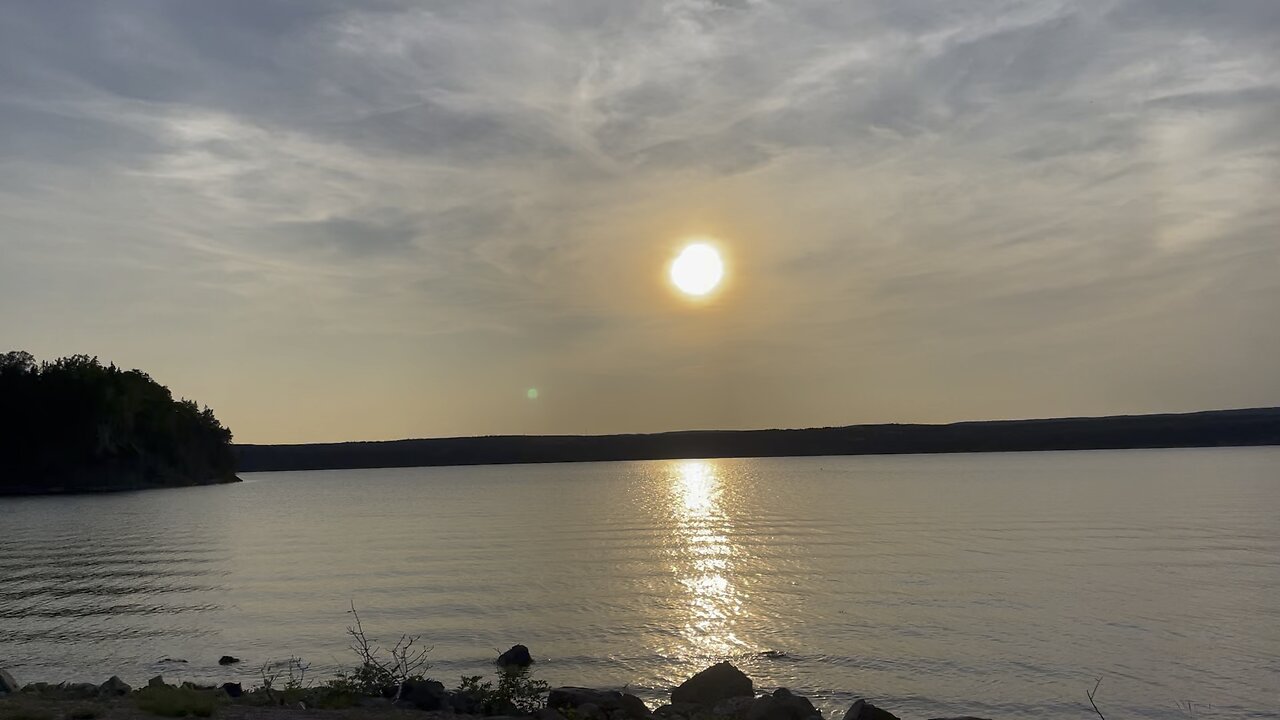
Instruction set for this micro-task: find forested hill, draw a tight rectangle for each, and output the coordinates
[0,352,238,495]
[236,407,1280,473]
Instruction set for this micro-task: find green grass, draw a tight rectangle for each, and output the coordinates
[133,686,219,718]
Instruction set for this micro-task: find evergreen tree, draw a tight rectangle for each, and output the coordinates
[0,351,237,494]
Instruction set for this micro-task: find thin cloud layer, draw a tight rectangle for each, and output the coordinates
[2,1,1277,442]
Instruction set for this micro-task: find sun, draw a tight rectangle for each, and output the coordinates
[670,242,725,297]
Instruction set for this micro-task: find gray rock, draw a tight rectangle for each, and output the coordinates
[61,683,101,699]
[22,682,55,694]
[497,644,534,668]
[221,682,243,698]
[180,682,215,691]
[578,702,607,720]
[712,696,757,720]
[547,687,651,719]
[619,692,653,718]
[842,700,899,720]
[218,656,240,666]
[549,687,621,709]
[746,688,821,720]
[671,662,754,707]
[148,675,167,689]
[399,679,448,711]
[0,669,19,694]
[99,676,131,696]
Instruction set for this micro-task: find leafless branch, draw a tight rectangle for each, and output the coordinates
[259,661,281,704]
[345,600,432,698]
[1087,677,1107,720]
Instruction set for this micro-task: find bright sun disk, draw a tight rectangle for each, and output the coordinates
[670,243,724,297]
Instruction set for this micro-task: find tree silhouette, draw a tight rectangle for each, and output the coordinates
[0,351,237,494]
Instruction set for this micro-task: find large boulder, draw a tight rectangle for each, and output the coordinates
[549,687,619,709]
[0,669,19,694]
[842,700,899,720]
[548,687,651,719]
[99,676,131,696]
[497,644,534,669]
[218,656,240,666]
[746,688,821,720]
[221,683,243,698]
[671,662,754,707]
[399,679,448,711]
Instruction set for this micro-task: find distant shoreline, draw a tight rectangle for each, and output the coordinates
[235,406,1280,474]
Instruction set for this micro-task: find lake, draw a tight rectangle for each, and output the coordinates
[2,448,1277,719]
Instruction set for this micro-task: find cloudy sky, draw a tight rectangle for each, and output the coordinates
[2,1,1277,444]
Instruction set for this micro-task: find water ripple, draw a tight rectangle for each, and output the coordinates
[1,448,1277,719]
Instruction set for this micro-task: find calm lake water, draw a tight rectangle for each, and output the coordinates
[2,449,1278,719]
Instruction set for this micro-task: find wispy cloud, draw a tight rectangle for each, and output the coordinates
[1,0,1277,442]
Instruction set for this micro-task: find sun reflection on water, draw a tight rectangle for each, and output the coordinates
[671,460,748,661]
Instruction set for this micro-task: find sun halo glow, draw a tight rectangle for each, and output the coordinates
[670,243,725,297]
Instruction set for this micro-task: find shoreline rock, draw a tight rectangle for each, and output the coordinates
[100,676,131,696]
[0,669,20,694]
[497,645,534,669]
[842,699,900,720]
[670,661,754,707]
[0,660,997,720]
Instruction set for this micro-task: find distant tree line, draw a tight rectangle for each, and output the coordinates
[0,351,237,494]
[237,407,1280,473]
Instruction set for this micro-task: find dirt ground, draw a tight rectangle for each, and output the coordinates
[0,694,475,720]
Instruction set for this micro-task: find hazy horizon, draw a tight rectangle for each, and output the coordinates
[3,2,1278,444]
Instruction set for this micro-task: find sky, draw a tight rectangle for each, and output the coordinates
[1,1,1278,444]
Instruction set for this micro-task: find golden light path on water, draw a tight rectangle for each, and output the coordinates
[670,460,749,660]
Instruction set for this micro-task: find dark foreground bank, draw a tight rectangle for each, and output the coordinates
[0,661,996,720]
[237,406,1280,473]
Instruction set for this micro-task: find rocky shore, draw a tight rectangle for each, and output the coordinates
[1,658,988,720]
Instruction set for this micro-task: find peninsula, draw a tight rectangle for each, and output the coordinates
[0,352,238,496]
